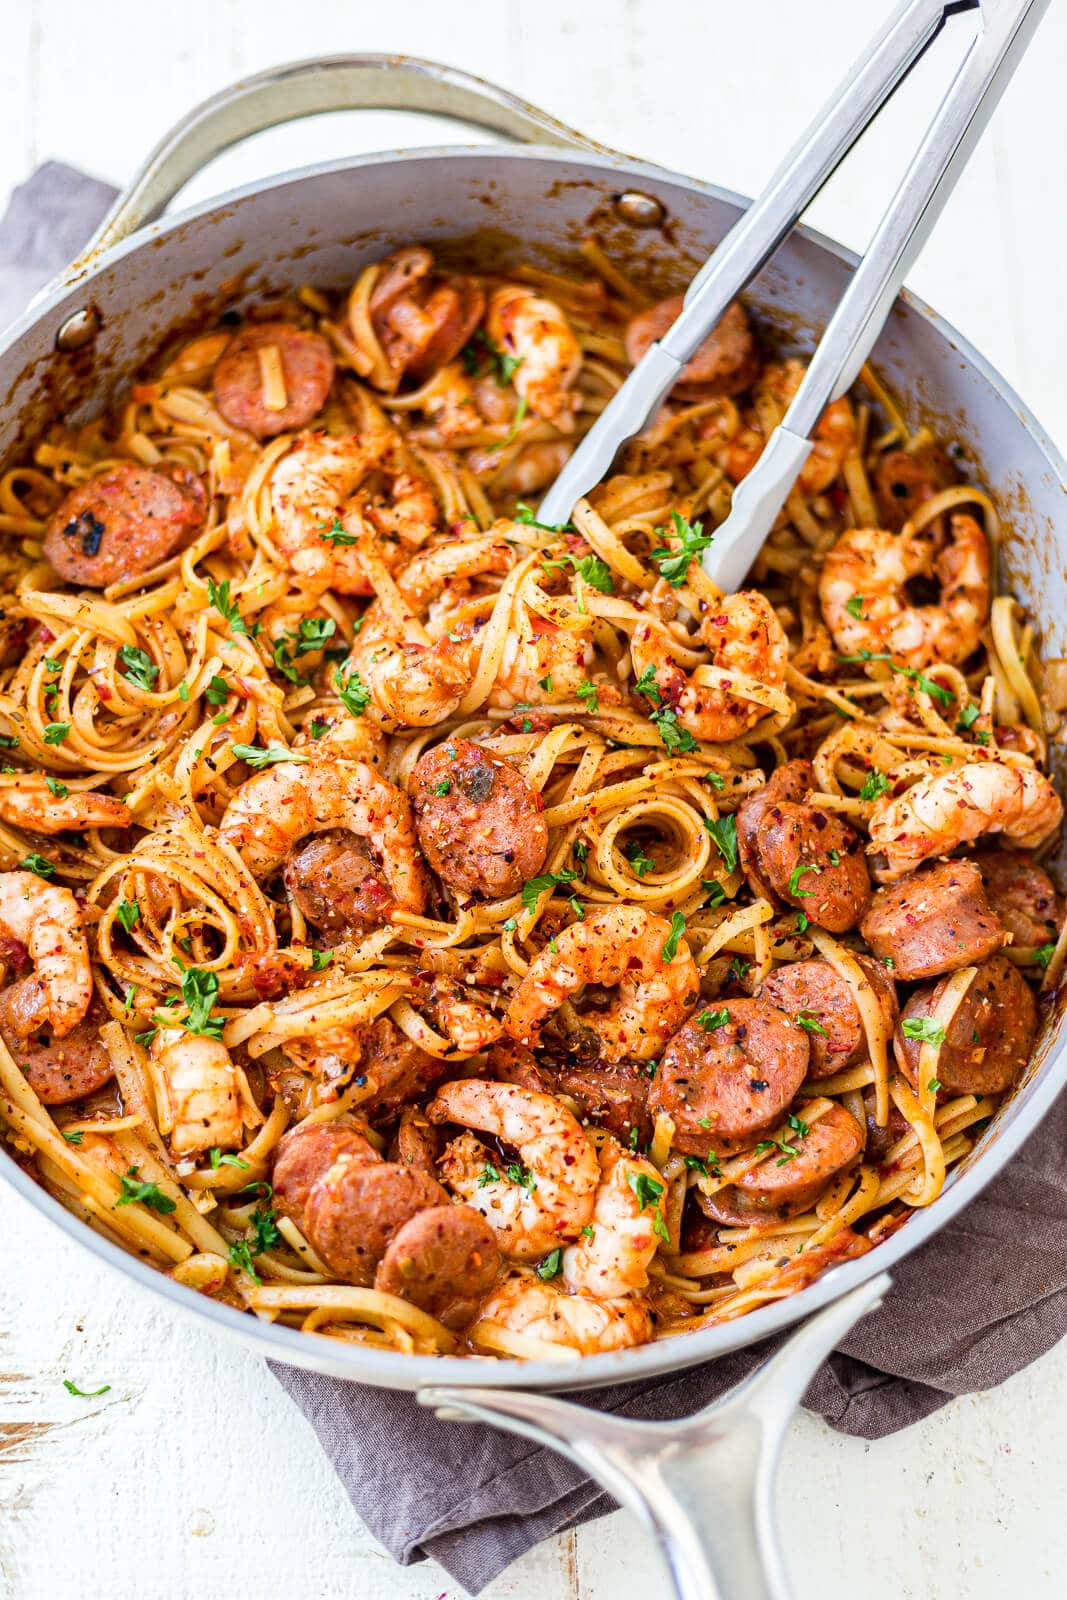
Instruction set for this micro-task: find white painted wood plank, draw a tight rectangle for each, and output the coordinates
[2,3,1067,1597]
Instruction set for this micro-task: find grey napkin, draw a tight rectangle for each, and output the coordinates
[7,160,1067,1597]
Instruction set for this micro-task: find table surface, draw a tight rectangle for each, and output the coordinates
[2,2,1067,1596]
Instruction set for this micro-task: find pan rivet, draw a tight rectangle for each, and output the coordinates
[614,192,666,228]
[55,307,100,351]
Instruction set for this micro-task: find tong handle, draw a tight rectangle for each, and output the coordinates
[536,0,960,527]
[708,0,1050,589]
[419,1273,891,1600]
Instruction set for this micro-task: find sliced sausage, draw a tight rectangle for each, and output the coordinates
[737,760,813,903]
[44,462,207,588]
[273,1120,380,1223]
[358,1015,450,1119]
[873,445,953,531]
[548,1062,652,1147]
[1,1008,113,1106]
[389,1105,442,1175]
[369,248,486,387]
[760,956,896,1078]
[895,952,1037,1097]
[410,738,548,900]
[374,1203,499,1328]
[649,998,809,1156]
[976,850,1064,949]
[213,321,334,438]
[624,297,758,396]
[757,801,870,932]
[698,1103,864,1224]
[284,828,392,933]
[303,1157,448,1284]
[860,858,1006,980]
[862,1086,910,1165]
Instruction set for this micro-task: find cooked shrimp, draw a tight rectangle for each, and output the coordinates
[344,607,475,728]
[469,440,574,496]
[472,1274,652,1354]
[486,286,581,430]
[426,975,503,1055]
[868,761,1064,880]
[0,997,112,1104]
[428,1079,599,1258]
[219,754,428,915]
[395,530,516,614]
[724,360,856,495]
[490,616,593,709]
[0,777,129,836]
[630,590,789,743]
[0,871,91,1037]
[293,709,385,766]
[505,905,700,1062]
[409,362,482,439]
[819,514,990,669]
[150,1029,244,1155]
[562,1140,664,1298]
[270,430,438,595]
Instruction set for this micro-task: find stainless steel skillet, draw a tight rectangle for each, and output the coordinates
[1,40,1065,1600]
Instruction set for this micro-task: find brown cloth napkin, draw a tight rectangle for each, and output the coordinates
[6,160,1067,1597]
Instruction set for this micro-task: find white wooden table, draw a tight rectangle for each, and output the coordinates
[2,2,1067,1595]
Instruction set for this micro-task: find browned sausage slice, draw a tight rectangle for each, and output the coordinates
[760,956,896,1078]
[4,1012,113,1105]
[649,999,809,1156]
[486,1039,548,1092]
[369,249,486,387]
[284,828,392,933]
[303,1158,449,1284]
[410,738,548,900]
[860,859,1006,980]
[358,1015,450,1118]
[213,321,334,438]
[44,462,207,588]
[976,850,1064,949]
[389,1105,442,1175]
[549,1062,652,1147]
[273,1121,381,1224]
[736,760,813,903]
[757,803,870,932]
[698,1102,864,1224]
[861,1085,910,1164]
[895,952,1037,1096]
[624,297,758,395]
[374,1203,499,1328]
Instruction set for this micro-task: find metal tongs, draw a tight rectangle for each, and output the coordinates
[538,0,1048,591]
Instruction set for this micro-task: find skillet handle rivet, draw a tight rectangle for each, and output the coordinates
[613,191,666,228]
[55,307,101,352]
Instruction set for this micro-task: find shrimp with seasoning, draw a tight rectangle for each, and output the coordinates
[218,753,428,917]
[425,975,504,1056]
[486,286,582,429]
[630,590,789,743]
[428,1079,599,1259]
[723,359,856,493]
[0,777,129,835]
[868,760,1064,880]
[0,871,92,1038]
[150,1029,245,1155]
[819,512,990,669]
[505,906,700,1062]
[563,1139,665,1299]
[472,1274,653,1355]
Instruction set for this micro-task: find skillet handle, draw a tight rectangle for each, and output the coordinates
[418,1272,891,1600]
[82,54,613,260]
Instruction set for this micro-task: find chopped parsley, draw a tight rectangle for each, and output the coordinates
[230,742,308,770]
[704,814,738,874]
[45,776,69,799]
[62,1130,84,1145]
[650,510,714,587]
[796,1011,829,1037]
[115,1166,176,1214]
[859,770,889,802]
[433,779,451,796]
[506,1163,537,1191]
[536,1248,563,1280]
[117,644,160,691]
[661,911,686,963]
[625,840,657,877]
[787,862,820,899]
[683,1152,723,1179]
[837,649,953,707]
[541,551,614,594]
[697,1007,730,1031]
[927,1078,942,1094]
[956,701,981,730]
[205,675,229,706]
[462,329,524,386]
[575,678,600,714]
[627,1171,669,1242]
[63,1380,110,1398]
[651,705,698,754]
[20,852,55,880]
[521,868,578,913]
[845,595,865,620]
[209,1147,250,1170]
[1035,942,1057,969]
[333,665,371,717]
[319,516,358,546]
[478,1162,501,1187]
[43,721,70,745]
[901,1016,947,1046]
[634,663,662,705]
[515,503,574,535]
[755,1113,810,1167]
[115,898,140,933]
[207,577,258,638]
